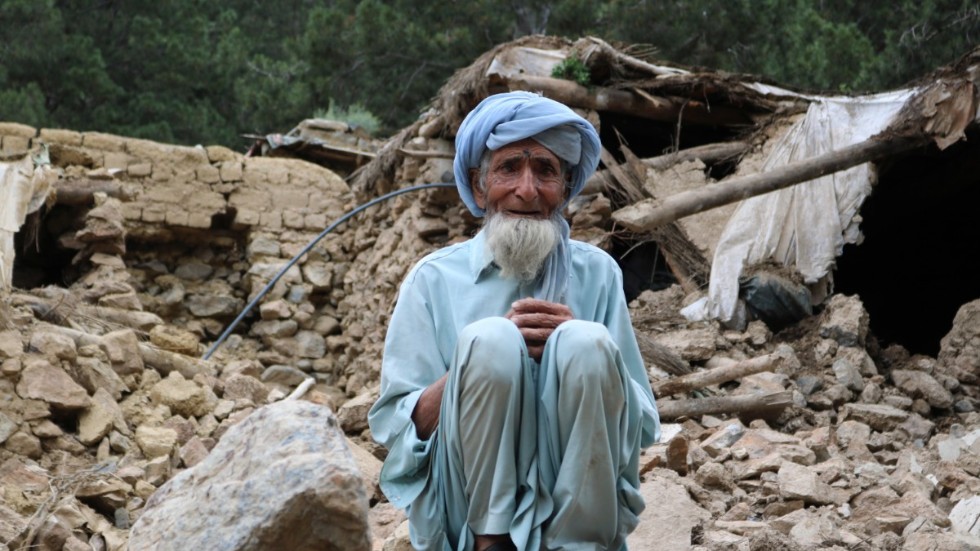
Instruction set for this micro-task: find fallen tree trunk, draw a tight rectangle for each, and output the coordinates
[583,141,751,195]
[612,136,926,232]
[505,74,751,127]
[653,352,782,397]
[657,391,793,421]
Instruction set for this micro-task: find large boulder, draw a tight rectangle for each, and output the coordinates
[129,400,371,551]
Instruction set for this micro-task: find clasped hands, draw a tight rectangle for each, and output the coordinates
[505,298,573,362]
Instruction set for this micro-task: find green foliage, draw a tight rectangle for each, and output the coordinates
[314,101,382,136]
[0,1,976,147]
[552,56,591,87]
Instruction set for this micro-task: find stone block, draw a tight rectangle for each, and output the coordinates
[235,209,260,226]
[2,135,31,154]
[165,208,190,226]
[0,121,37,138]
[187,211,213,229]
[282,209,305,229]
[38,128,82,145]
[142,205,167,223]
[219,161,243,181]
[128,162,153,177]
[259,210,283,229]
[196,165,220,184]
[82,132,127,152]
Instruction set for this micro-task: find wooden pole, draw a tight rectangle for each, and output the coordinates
[653,353,781,397]
[505,74,752,127]
[54,179,135,205]
[583,142,750,196]
[657,391,793,421]
[612,136,925,232]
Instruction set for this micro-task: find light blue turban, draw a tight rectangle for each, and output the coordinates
[453,91,601,217]
[453,92,602,303]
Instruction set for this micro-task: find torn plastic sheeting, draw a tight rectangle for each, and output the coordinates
[0,146,57,290]
[683,89,914,323]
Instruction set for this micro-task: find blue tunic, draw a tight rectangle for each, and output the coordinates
[369,231,660,550]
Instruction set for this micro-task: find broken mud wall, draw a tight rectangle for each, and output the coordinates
[0,121,376,397]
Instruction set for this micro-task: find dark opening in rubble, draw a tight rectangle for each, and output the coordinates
[835,127,980,356]
[598,113,744,179]
[12,206,83,289]
[613,239,676,302]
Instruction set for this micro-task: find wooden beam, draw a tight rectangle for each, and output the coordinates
[583,142,750,198]
[653,353,781,397]
[612,136,925,232]
[505,74,751,127]
[54,179,135,206]
[657,391,793,421]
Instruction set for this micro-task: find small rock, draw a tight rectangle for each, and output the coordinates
[187,294,242,317]
[175,261,213,281]
[337,391,377,433]
[16,362,91,410]
[149,325,201,356]
[150,372,216,417]
[832,357,865,392]
[78,388,125,446]
[777,461,847,505]
[0,412,18,444]
[259,299,292,320]
[29,331,77,361]
[819,294,869,347]
[0,330,24,358]
[101,329,144,375]
[223,374,270,404]
[891,369,955,409]
[701,421,746,457]
[841,403,910,432]
[295,331,326,359]
[180,436,211,468]
[261,365,308,387]
[135,425,179,458]
[949,495,980,538]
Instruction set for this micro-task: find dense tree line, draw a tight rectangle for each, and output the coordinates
[2,0,977,148]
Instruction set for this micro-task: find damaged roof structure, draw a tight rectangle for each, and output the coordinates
[1,35,979,550]
[352,34,980,357]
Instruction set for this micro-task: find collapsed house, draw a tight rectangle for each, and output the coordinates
[1,35,979,550]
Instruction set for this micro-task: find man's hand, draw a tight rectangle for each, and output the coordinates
[505,298,573,361]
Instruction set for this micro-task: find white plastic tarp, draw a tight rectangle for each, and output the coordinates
[683,89,915,323]
[0,147,56,290]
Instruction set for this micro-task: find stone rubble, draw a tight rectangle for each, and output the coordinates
[0,122,978,550]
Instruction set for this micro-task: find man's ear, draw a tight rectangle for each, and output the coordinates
[469,168,486,210]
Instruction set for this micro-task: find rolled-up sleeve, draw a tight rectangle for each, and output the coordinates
[368,267,448,508]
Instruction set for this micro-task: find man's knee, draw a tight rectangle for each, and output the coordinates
[550,320,620,386]
[457,317,525,388]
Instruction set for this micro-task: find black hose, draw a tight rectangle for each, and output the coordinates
[202,182,456,360]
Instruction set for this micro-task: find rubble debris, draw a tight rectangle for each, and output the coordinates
[0,36,979,550]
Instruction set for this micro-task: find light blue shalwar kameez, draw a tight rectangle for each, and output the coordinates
[368,231,661,551]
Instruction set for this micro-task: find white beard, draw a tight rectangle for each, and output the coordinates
[483,212,562,283]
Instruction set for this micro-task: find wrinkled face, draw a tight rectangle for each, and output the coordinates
[469,139,568,219]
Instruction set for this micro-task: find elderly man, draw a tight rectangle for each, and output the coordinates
[369,92,660,551]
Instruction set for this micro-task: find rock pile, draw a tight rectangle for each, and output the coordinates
[1,111,979,549]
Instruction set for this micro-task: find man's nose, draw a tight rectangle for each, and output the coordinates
[512,167,538,202]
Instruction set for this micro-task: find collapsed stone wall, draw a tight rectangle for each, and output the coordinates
[0,122,384,396]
